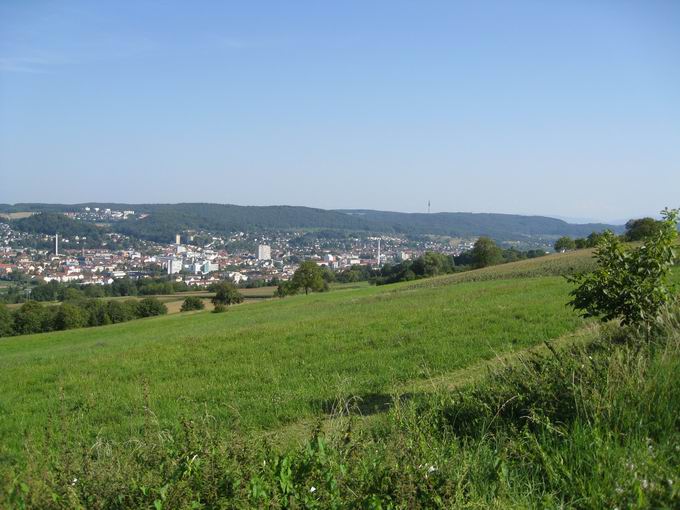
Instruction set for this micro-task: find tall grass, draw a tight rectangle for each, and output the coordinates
[4,308,678,509]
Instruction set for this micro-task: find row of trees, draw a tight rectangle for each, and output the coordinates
[2,278,191,304]
[0,297,167,338]
[274,240,546,291]
[554,217,670,253]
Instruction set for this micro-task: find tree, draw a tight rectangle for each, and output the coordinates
[275,281,299,298]
[0,303,14,337]
[13,301,48,335]
[54,303,88,330]
[181,296,205,312]
[470,237,502,268]
[107,300,136,323]
[137,297,168,317]
[211,282,244,306]
[554,236,576,252]
[624,217,664,242]
[568,208,678,330]
[291,261,325,295]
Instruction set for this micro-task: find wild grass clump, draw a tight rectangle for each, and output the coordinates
[3,309,679,509]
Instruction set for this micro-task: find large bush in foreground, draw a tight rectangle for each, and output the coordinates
[568,208,678,329]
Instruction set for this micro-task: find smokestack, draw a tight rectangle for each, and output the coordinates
[55,233,59,257]
[377,238,381,267]
[175,234,181,245]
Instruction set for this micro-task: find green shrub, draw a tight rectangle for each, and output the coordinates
[212,303,227,313]
[137,297,168,317]
[180,296,205,312]
[0,303,13,337]
[568,208,679,329]
[211,282,243,306]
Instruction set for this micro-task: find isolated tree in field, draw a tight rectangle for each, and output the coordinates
[211,282,244,306]
[292,261,325,295]
[470,237,502,268]
[568,208,678,330]
[554,236,576,252]
[181,296,205,312]
[624,217,663,241]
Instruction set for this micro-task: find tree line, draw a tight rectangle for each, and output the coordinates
[0,296,167,338]
[553,217,671,252]
[1,277,192,304]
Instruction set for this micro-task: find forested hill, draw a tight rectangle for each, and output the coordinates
[115,204,379,243]
[336,209,623,239]
[1,203,624,243]
[11,212,105,244]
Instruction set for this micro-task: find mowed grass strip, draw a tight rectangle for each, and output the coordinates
[0,274,583,462]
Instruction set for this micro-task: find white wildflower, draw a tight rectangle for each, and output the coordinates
[310,486,317,493]
[641,479,649,490]
[71,478,78,486]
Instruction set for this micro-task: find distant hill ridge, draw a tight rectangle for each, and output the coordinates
[0,203,624,243]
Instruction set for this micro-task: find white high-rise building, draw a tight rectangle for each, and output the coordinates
[167,258,183,275]
[257,244,272,261]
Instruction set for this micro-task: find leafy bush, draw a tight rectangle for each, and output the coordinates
[568,208,678,329]
[0,303,13,337]
[137,297,168,317]
[211,282,243,306]
[180,296,205,312]
[212,303,227,313]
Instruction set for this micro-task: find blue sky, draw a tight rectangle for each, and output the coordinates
[1,1,679,222]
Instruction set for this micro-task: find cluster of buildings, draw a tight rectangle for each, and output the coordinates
[0,211,482,293]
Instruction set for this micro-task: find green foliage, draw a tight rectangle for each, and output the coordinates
[53,303,88,330]
[137,297,168,317]
[211,282,244,306]
[291,261,325,295]
[180,296,205,312]
[106,299,138,323]
[275,281,299,298]
[12,301,48,335]
[12,212,105,246]
[554,235,576,252]
[469,236,503,268]
[335,264,375,283]
[568,208,679,328]
[0,303,14,337]
[625,216,665,241]
[212,303,227,313]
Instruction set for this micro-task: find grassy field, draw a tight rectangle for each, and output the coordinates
[2,249,680,508]
[0,258,590,465]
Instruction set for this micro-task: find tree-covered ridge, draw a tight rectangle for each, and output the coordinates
[11,212,105,243]
[2,203,625,243]
[337,209,624,239]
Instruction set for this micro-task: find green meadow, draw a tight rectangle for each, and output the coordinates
[2,251,679,508]
[0,257,587,461]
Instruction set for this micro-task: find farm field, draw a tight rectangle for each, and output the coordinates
[0,255,593,464]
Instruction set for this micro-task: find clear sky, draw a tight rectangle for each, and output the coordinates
[1,1,679,222]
